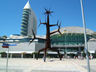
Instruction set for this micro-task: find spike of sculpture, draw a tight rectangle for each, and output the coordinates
[29,9,62,62]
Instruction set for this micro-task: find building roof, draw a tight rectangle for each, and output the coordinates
[24,1,31,9]
[51,26,94,35]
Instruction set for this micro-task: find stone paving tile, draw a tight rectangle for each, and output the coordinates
[31,70,80,72]
[0,58,96,72]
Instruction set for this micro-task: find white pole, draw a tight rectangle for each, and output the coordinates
[80,0,90,72]
[6,47,9,72]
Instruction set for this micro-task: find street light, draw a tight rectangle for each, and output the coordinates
[2,42,9,72]
[80,0,90,72]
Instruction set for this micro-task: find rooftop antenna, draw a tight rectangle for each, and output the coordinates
[80,0,90,72]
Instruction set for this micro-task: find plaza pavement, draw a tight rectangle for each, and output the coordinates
[0,58,96,72]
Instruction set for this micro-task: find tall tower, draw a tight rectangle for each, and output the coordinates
[21,1,37,36]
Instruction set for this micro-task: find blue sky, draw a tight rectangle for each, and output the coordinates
[0,0,96,36]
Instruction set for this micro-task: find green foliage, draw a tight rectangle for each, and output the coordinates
[93,52,96,58]
[0,52,6,54]
[32,52,38,54]
[2,35,7,39]
[82,50,90,57]
[82,51,86,57]
[28,35,32,38]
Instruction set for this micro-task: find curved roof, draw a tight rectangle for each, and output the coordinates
[52,26,94,35]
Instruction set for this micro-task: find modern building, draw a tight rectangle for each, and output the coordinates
[51,27,94,54]
[88,38,96,53]
[21,1,37,36]
[0,1,96,58]
[0,35,45,58]
[0,26,96,58]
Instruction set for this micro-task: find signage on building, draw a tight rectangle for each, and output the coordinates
[2,43,17,48]
[2,43,9,48]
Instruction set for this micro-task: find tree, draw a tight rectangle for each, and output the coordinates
[2,35,7,39]
[29,9,62,62]
[2,35,7,41]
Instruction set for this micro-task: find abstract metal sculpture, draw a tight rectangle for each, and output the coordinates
[30,9,62,62]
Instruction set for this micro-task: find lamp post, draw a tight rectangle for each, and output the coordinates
[80,0,90,72]
[2,42,9,72]
[64,29,67,58]
[6,46,9,72]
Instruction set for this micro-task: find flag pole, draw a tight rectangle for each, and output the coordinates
[80,0,90,72]
[6,45,9,72]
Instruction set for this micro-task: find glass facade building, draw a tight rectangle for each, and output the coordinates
[51,33,91,53]
[51,33,91,45]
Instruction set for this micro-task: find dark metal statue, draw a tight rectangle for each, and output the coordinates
[30,9,62,62]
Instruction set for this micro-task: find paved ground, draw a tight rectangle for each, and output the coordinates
[0,58,96,72]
